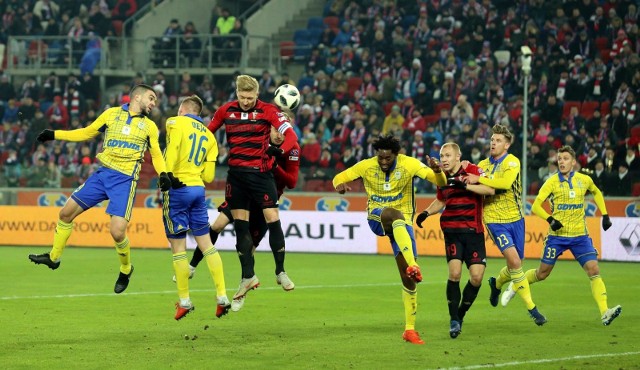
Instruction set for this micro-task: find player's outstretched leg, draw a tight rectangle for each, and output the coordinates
[114,265,134,294]
[487,276,501,307]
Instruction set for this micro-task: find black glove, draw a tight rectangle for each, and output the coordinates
[266,146,284,157]
[37,129,55,143]
[416,211,430,228]
[602,214,612,231]
[158,172,171,192]
[168,172,186,189]
[447,177,467,189]
[547,216,563,231]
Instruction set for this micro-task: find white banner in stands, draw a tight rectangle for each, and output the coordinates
[600,217,640,262]
[186,210,377,254]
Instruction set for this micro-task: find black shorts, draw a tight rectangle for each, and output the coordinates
[218,200,269,248]
[226,170,279,210]
[444,232,486,268]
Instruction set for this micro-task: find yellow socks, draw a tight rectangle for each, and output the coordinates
[392,220,416,266]
[173,251,190,300]
[525,269,540,285]
[495,266,511,289]
[590,275,608,316]
[49,220,73,261]
[510,268,535,310]
[202,246,227,298]
[115,237,132,274]
[402,287,417,330]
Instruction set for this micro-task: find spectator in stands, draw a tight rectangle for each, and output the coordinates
[382,104,404,135]
[46,95,69,130]
[0,74,16,102]
[215,7,235,37]
[3,99,19,123]
[33,0,60,31]
[301,132,321,167]
[332,21,352,48]
[111,0,137,22]
[607,163,632,196]
[3,148,21,187]
[624,147,640,172]
[225,18,246,64]
[87,1,111,37]
[18,97,37,121]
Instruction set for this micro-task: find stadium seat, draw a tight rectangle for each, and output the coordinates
[27,40,47,65]
[633,182,640,197]
[349,178,365,192]
[595,37,609,50]
[280,41,295,61]
[303,179,326,192]
[293,29,311,45]
[600,100,610,116]
[528,181,540,195]
[401,15,417,30]
[347,76,363,97]
[294,41,313,59]
[581,101,600,118]
[434,101,452,114]
[307,16,325,30]
[600,49,612,64]
[630,124,640,138]
[307,28,323,46]
[423,114,439,125]
[562,101,582,119]
[384,102,398,116]
[323,16,340,30]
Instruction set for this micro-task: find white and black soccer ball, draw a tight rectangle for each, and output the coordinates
[274,84,300,111]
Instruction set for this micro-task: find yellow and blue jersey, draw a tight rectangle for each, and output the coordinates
[333,154,446,221]
[54,104,166,179]
[477,153,523,224]
[164,114,218,186]
[532,171,608,237]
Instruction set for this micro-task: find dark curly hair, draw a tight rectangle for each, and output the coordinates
[372,134,401,154]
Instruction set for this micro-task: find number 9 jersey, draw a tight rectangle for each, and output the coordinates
[164,113,218,186]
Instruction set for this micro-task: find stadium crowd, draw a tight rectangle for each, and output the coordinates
[0,0,638,196]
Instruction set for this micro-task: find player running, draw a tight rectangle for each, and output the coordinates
[501,145,621,326]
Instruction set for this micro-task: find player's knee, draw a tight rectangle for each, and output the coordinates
[449,271,462,281]
[110,228,126,243]
[469,274,483,287]
[267,220,285,248]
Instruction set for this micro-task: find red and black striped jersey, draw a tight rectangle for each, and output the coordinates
[436,163,484,233]
[272,141,301,197]
[208,100,295,172]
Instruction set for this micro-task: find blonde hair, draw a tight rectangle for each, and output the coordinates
[492,124,513,143]
[441,142,461,155]
[236,75,259,93]
[181,95,203,115]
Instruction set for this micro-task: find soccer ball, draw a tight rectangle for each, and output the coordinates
[274,84,300,111]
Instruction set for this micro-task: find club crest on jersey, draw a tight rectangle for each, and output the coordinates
[122,126,131,135]
[394,171,401,179]
[137,120,145,129]
[252,112,258,120]
[241,112,249,120]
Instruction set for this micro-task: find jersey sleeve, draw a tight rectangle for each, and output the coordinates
[436,186,445,201]
[147,119,167,175]
[413,157,447,186]
[163,117,180,173]
[464,163,484,176]
[268,104,297,152]
[333,159,367,188]
[202,133,218,183]
[207,104,226,133]
[531,179,554,220]
[54,109,107,141]
[478,157,520,189]
[587,174,608,215]
[274,144,300,189]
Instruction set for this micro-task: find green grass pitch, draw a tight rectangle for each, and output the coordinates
[2,246,639,369]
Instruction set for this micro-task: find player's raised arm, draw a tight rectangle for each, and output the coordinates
[274,144,300,189]
[332,160,365,194]
[414,156,447,186]
[37,110,109,143]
